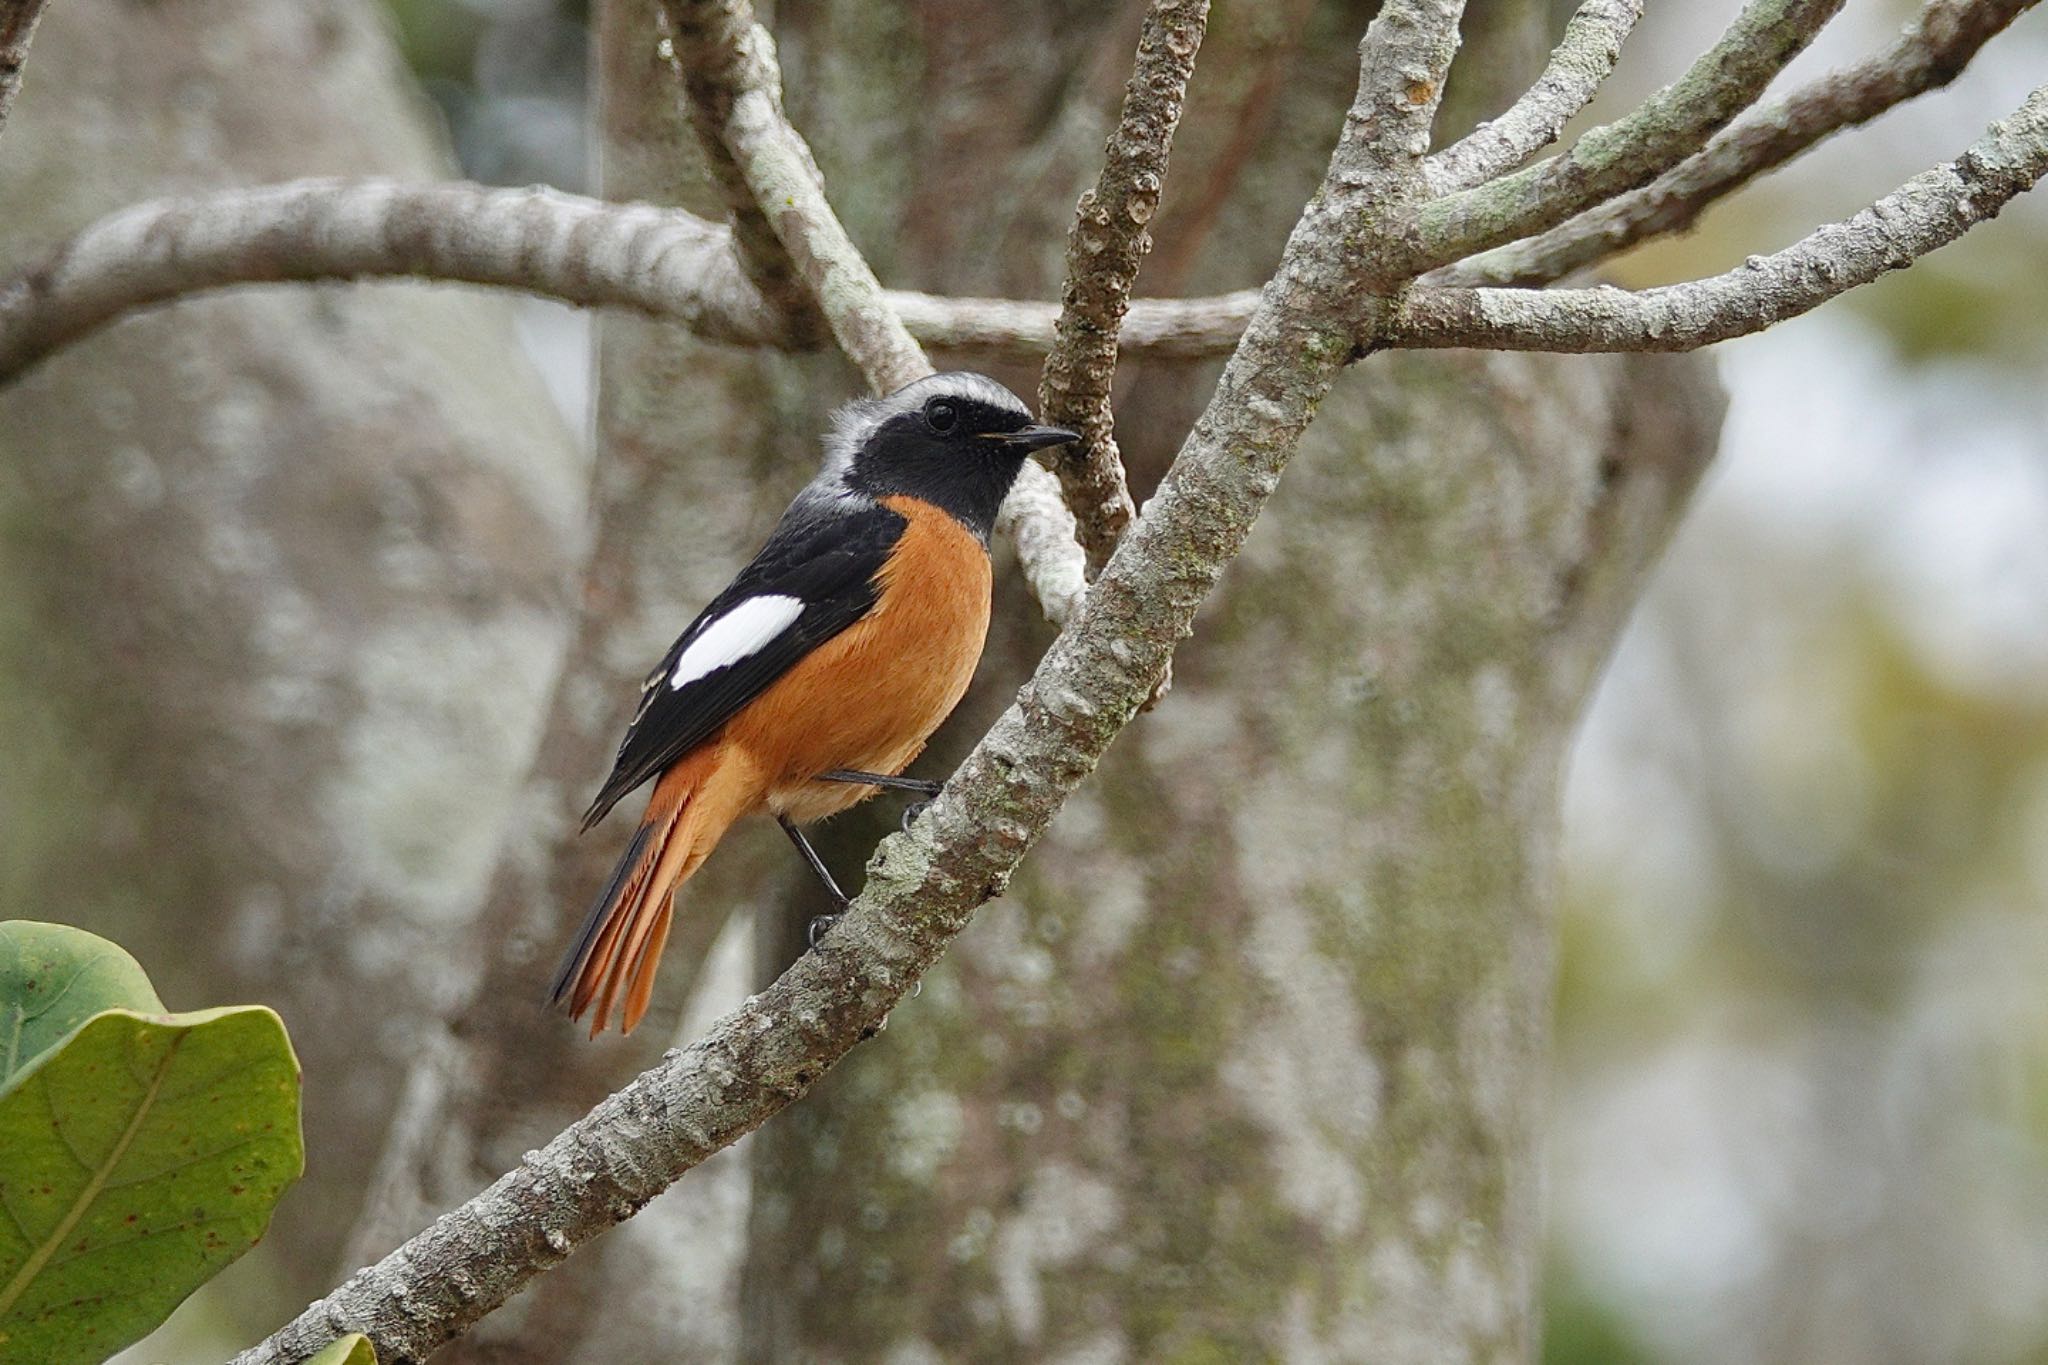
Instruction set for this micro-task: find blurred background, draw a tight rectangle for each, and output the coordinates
[12,0,2037,1358]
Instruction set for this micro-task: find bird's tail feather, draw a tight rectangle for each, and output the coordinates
[550,747,744,1037]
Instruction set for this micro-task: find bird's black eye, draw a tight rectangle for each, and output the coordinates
[924,398,959,434]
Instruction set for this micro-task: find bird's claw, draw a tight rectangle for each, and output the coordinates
[900,799,931,832]
[807,912,841,948]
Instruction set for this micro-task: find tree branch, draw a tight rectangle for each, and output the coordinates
[1040,0,1208,574]
[0,179,1257,382]
[654,0,921,393]
[1408,0,1846,272]
[1422,0,1643,195]
[1387,84,2048,352]
[657,0,822,339]
[0,0,52,140]
[230,9,1469,1359]
[1440,0,2039,287]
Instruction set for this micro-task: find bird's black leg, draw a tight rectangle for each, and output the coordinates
[779,814,851,947]
[816,768,944,798]
[816,769,941,831]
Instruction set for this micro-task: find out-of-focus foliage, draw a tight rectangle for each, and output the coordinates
[0,923,304,1365]
[305,1333,377,1365]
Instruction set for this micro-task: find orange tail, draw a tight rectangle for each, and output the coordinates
[550,746,755,1037]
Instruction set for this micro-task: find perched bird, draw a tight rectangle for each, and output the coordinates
[551,372,1078,1036]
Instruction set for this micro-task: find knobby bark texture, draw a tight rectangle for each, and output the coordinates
[0,0,583,1319]
[731,2,1723,1361]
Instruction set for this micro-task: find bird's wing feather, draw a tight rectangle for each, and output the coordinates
[582,497,907,828]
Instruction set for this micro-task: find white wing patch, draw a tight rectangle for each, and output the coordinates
[669,594,805,690]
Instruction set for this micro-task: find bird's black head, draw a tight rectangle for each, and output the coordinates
[828,373,1079,542]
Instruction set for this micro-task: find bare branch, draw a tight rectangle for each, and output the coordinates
[1410,0,1846,272]
[656,0,922,393]
[0,180,1256,384]
[229,21,1471,1361]
[1041,0,1208,574]
[1443,0,2039,287]
[1387,85,2048,352]
[0,0,52,139]
[897,286,1257,359]
[1423,0,1644,195]
[656,0,822,338]
[0,180,782,379]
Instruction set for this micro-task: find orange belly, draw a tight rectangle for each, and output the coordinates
[724,495,992,825]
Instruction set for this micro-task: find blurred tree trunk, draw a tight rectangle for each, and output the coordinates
[723,2,1727,1361]
[0,0,584,1318]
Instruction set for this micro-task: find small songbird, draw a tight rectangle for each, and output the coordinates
[551,372,1079,1036]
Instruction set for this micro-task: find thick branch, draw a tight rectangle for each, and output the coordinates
[1410,0,1846,272]
[1422,0,1643,195]
[1442,0,2039,287]
[231,17,1465,1360]
[1041,0,1208,574]
[1387,85,2048,352]
[0,0,52,138]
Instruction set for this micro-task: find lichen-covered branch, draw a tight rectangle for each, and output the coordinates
[1422,0,1643,194]
[0,0,52,139]
[0,179,787,379]
[228,9,1470,1359]
[1409,0,1846,271]
[1441,0,2038,287]
[1040,0,1208,573]
[655,0,821,338]
[655,0,922,393]
[1388,84,2048,351]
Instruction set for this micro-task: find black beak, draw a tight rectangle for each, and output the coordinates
[996,424,1082,462]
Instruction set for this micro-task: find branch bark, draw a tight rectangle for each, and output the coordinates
[0,178,1262,381]
[1422,0,1643,195]
[1408,0,1847,270]
[1039,0,1208,573]
[1439,0,2039,287]
[1389,84,2048,351]
[656,0,821,337]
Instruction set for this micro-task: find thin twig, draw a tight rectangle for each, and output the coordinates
[1388,85,2048,351]
[1040,0,1208,574]
[1440,0,2039,287]
[1408,0,1847,273]
[1423,0,1644,195]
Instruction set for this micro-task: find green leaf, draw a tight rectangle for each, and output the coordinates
[306,1333,378,1365]
[0,1006,304,1365]
[0,922,164,1087]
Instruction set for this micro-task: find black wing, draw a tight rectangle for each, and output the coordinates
[581,497,907,829]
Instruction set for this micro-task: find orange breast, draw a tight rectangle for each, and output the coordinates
[728,494,993,824]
